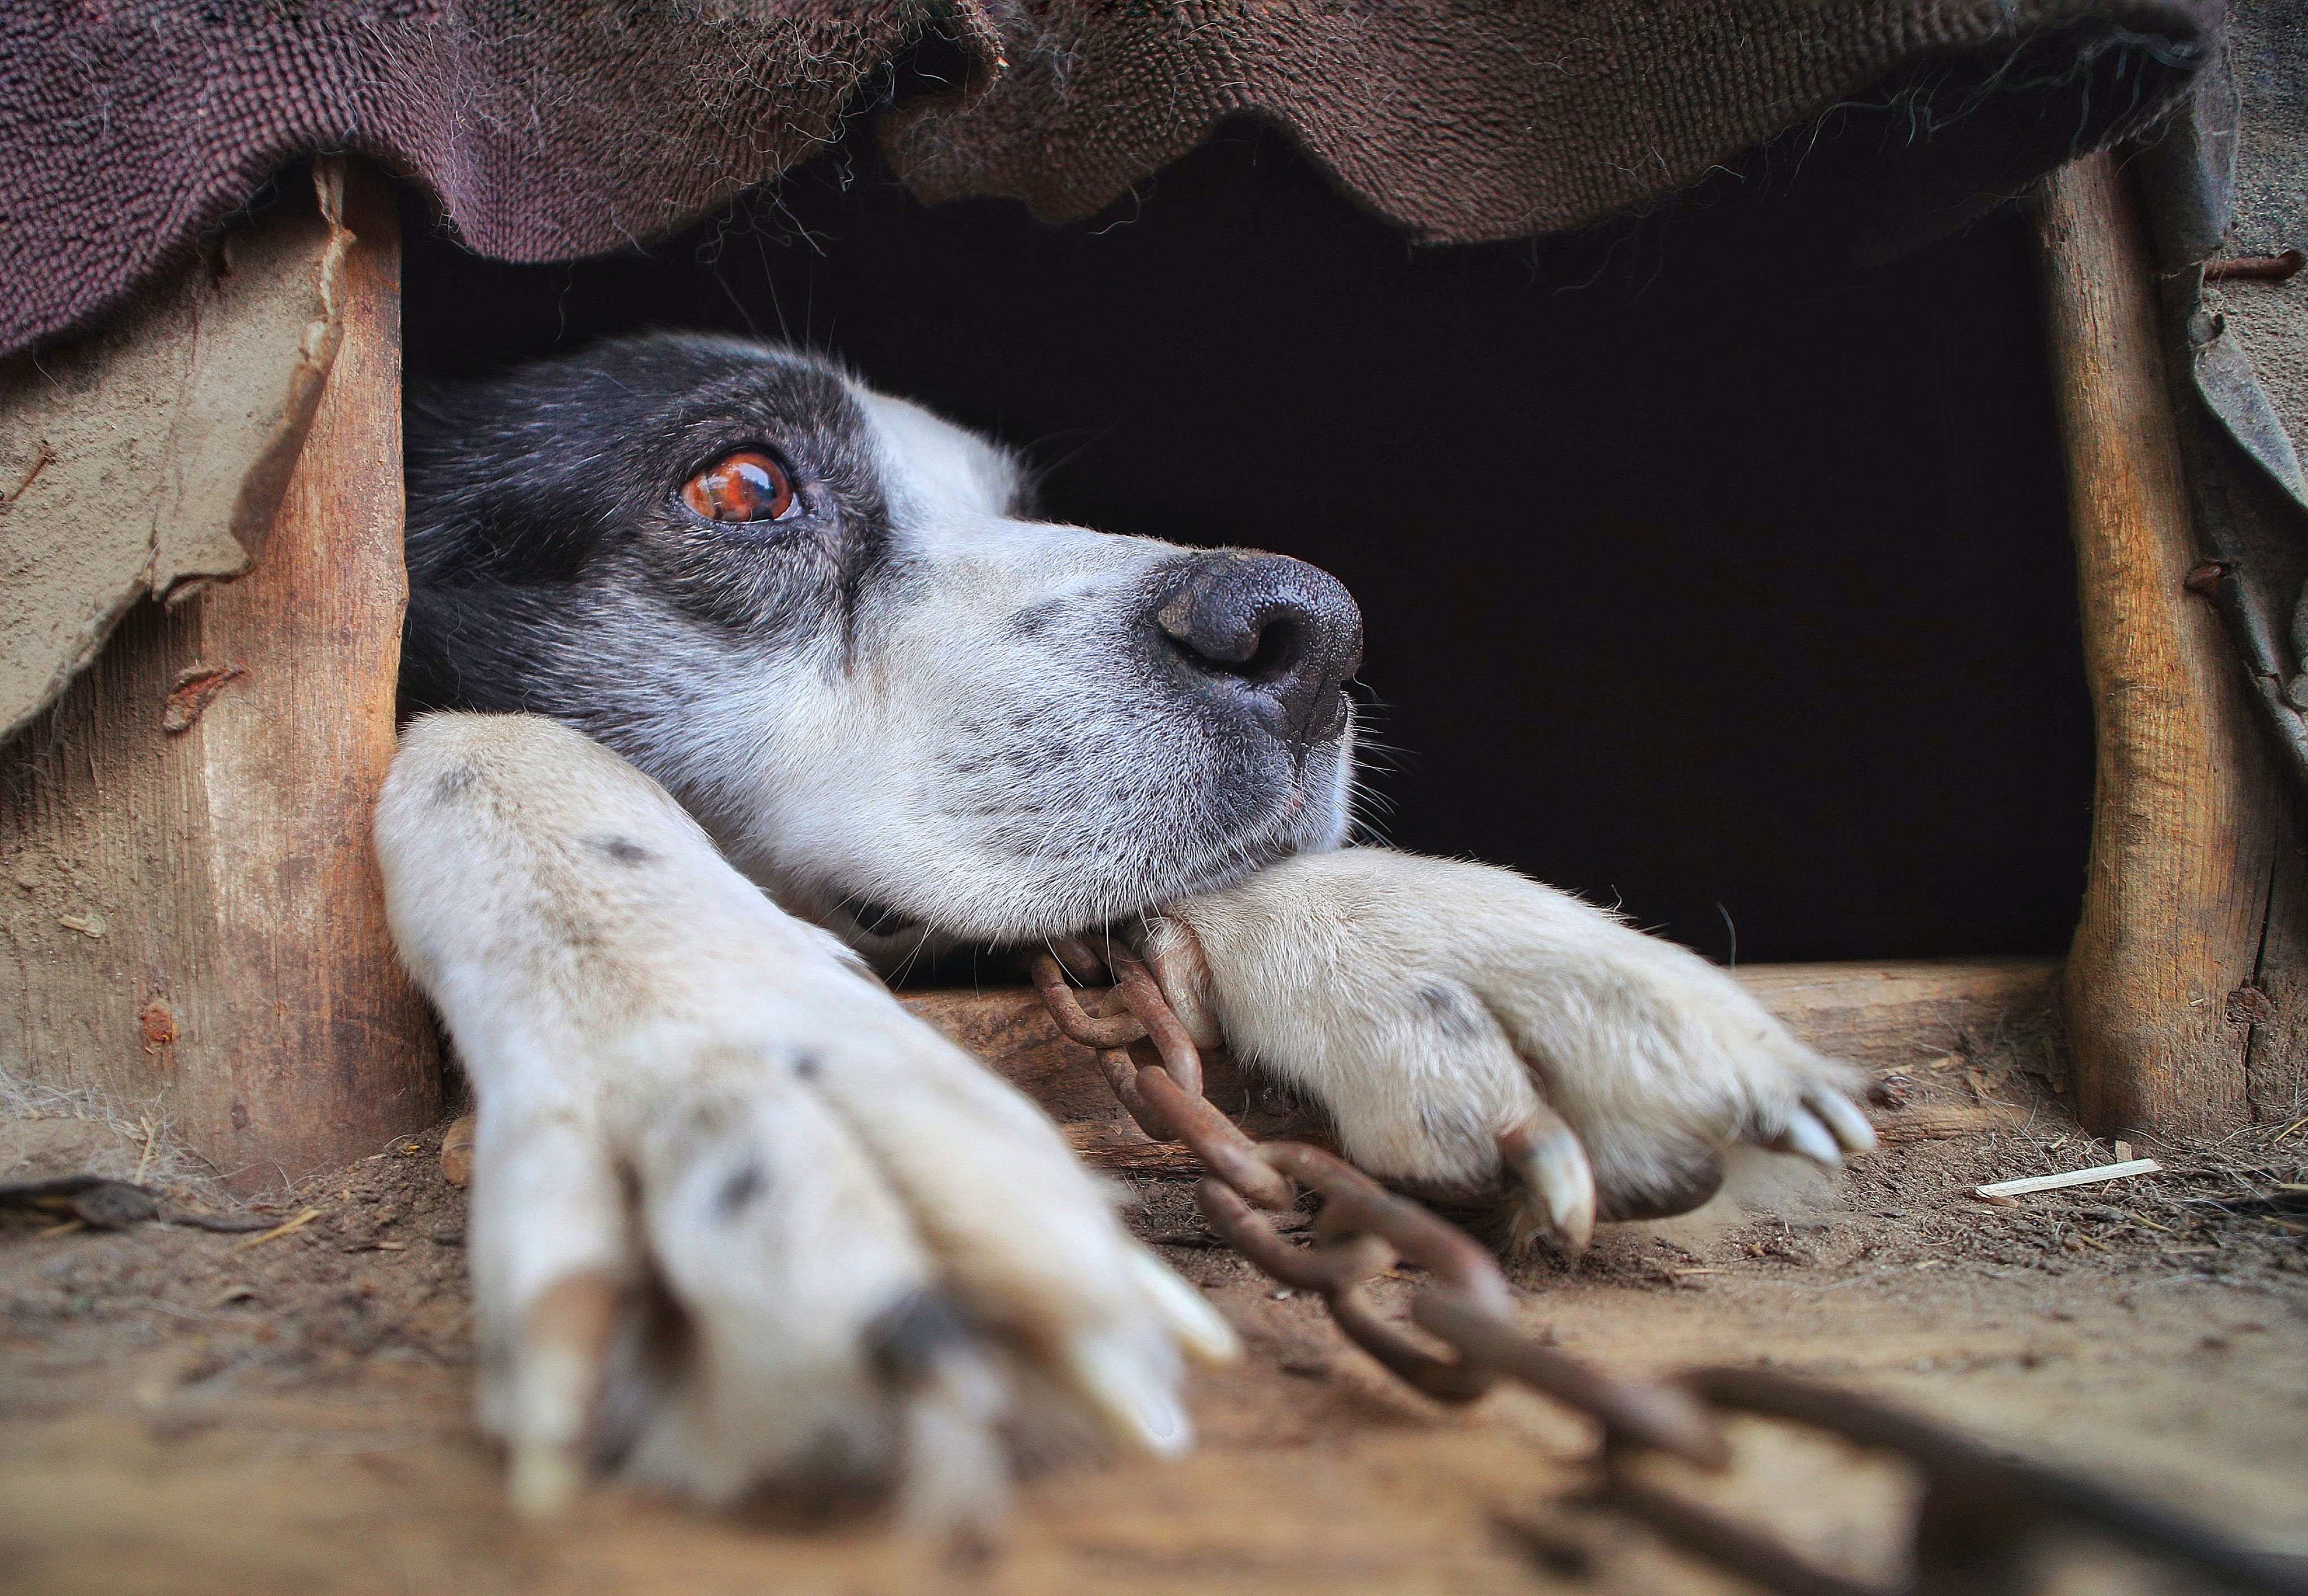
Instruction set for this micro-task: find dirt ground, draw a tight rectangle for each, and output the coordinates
[3,1031,2305,1595]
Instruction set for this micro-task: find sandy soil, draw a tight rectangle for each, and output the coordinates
[3,1041,2304,1595]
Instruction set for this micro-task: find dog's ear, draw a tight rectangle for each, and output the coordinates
[403,337,690,586]
[404,374,619,589]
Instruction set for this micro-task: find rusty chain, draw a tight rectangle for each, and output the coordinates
[1033,934,2308,1596]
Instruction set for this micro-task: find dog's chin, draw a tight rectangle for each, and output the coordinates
[1038,743,1355,938]
[836,754,1351,954]
[1125,782,1344,913]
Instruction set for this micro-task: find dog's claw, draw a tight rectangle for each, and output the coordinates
[509,1435,586,1523]
[1502,1106,1597,1256]
[506,1268,621,1520]
[1127,1246,1240,1365]
[1772,1104,1845,1168]
[1805,1086,1877,1154]
[1063,1329,1193,1459]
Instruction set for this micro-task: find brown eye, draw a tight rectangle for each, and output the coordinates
[681,451,795,523]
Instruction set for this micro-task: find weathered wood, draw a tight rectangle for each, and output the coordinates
[0,162,349,745]
[901,959,2060,1171]
[1727,959,2056,1073]
[2033,153,2274,1138]
[0,160,439,1188]
[2240,788,2308,1125]
[1875,1104,2028,1143]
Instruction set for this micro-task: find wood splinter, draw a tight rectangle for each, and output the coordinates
[1974,1159,2162,1200]
[160,663,246,732]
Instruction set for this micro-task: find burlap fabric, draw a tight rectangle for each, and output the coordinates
[2,1,2222,361]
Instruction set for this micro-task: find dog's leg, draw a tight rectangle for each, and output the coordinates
[377,713,1233,1532]
[1145,848,1875,1251]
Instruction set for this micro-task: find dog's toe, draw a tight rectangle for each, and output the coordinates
[614,1064,977,1515]
[470,1059,992,1528]
[787,1006,1234,1454]
[468,1008,1226,1536]
[1153,848,1881,1247]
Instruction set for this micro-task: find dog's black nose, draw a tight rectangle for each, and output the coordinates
[1151,553,1363,744]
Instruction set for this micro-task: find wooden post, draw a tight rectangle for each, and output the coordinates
[0,161,439,1188]
[2034,153,2274,1138]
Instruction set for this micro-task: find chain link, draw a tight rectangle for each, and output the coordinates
[1033,936,2308,1596]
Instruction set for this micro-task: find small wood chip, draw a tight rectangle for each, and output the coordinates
[161,664,247,733]
[232,1207,323,1250]
[1975,1159,2161,1199]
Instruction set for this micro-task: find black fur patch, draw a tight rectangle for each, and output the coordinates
[864,1289,974,1387]
[402,333,893,716]
[1417,979,1490,1043]
[714,1159,768,1220]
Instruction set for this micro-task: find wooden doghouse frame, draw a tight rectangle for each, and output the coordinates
[2,152,2297,1188]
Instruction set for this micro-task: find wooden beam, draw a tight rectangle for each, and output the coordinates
[1726,959,2055,1073]
[901,959,2059,1173]
[0,160,439,1188]
[2032,153,2272,1138]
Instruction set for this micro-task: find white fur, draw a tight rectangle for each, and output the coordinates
[377,713,1230,1529]
[557,359,1352,953]
[1148,849,1871,1215]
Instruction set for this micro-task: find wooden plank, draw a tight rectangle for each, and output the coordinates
[901,958,2060,1171]
[1726,959,2055,1072]
[0,160,439,1188]
[2032,153,2272,1138]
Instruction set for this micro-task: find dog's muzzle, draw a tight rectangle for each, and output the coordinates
[1149,552,1363,747]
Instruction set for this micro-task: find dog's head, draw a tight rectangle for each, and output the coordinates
[404,333,1362,949]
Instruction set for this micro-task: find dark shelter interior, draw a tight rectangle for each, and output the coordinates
[399,116,2091,968]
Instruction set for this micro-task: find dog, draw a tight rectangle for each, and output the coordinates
[375,331,1874,1532]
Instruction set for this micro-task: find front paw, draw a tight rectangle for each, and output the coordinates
[1147,849,1875,1252]
[466,988,1237,1535]
[384,715,1234,1537]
